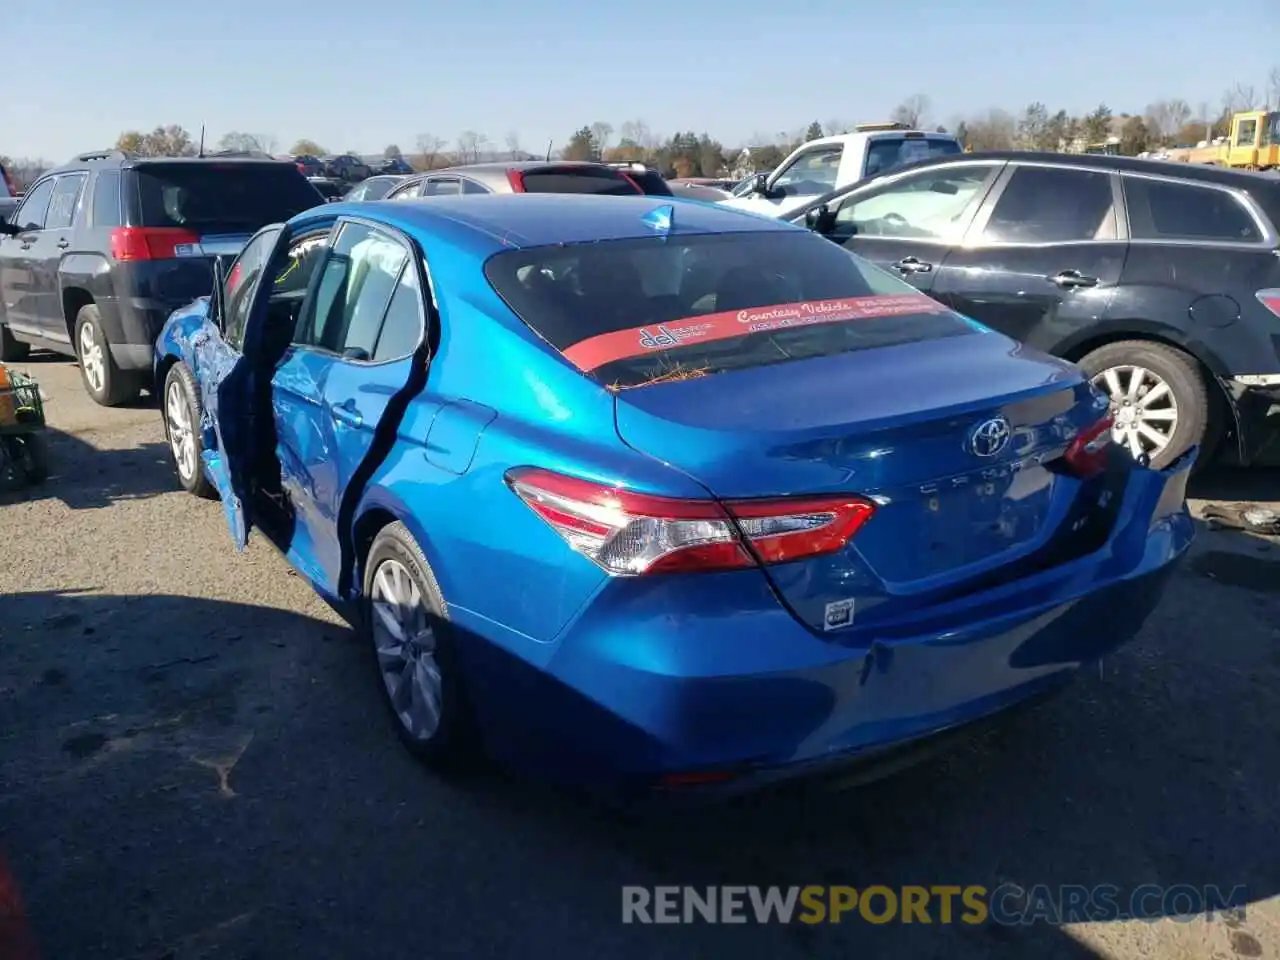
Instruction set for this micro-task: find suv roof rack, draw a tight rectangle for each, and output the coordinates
[852,121,913,133]
[74,148,130,163]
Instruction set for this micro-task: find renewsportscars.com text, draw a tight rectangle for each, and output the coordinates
[621,884,1247,926]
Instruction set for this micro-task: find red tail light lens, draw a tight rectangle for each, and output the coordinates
[506,170,527,192]
[1062,416,1115,478]
[505,467,876,576]
[109,227,201,261]
[1258,289,1280,318]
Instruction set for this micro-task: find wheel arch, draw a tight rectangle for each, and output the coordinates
[347,489,448,605]
[61,286,96,342]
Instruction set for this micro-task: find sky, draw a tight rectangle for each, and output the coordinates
[4,0,1277,162]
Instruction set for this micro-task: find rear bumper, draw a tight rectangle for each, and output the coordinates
[1227,377,1280,465]
[464,451,1195,794]
[96,295,191,371]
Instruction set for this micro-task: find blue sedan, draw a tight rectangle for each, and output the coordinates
[154,194,1194,797]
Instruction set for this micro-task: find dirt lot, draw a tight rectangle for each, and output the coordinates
[2,354,1278,960]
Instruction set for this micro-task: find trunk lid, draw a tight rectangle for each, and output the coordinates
[613,333,1108,632]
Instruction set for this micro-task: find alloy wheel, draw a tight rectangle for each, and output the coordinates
[1091,364,1179,460]
[79,322,105,395]
[165,380,197,482]
[370,558,443,741]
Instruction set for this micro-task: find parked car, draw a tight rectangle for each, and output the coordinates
[153,193,1192,796]
[376,157,415,176]
[606,162,673,195]
[319,154,374,183]
[307,176,348,201]
[724,122,963,219]
[343,175,410,202]
[0,149,325,404]
[0,161,18,223]
[383,161,642,199]
[291,154,323,178]
[788,151,1280,471]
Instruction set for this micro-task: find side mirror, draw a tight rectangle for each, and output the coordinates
[750,172,770,196]
[804,204,837,235]
[0,220,21,237]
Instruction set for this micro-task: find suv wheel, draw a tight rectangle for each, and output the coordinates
[75,304,139,407]
[0,323,29,362]
[1077,340,1214,471]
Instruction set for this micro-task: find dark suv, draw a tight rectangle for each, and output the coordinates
[0,149,324,405]
[791,152,1280,470]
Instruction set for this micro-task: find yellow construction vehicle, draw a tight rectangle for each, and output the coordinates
[1084,140,1121,156]
[1167,110,1279,170]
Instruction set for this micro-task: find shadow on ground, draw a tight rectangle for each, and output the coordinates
[0,428,175,508]
[0,581,1274,960]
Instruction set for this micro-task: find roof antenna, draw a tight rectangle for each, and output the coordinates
[198,124,206,158]
[545,139,552,162]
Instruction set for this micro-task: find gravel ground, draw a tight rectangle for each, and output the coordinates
[1,354,1278,960]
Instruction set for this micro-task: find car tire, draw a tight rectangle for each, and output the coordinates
[1076,340,1215,471]
[162,362,216,499]
[75,304,139,407]
[363,521,476,769]
[0,324,29,362]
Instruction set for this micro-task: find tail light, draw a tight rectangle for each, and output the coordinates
[109,227,201,261]
[505,467,876,576]
[1061,416,1115,478]
[506,170,527,192]
[1258,289,1280,318]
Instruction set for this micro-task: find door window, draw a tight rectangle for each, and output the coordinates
[1123,178,1262,243]
[770,147,842,198]
[460,177,490,194]
[979,166,1116,244]
[90,171,122,226]
[371,265,425,361]
[300,222,410,357]
[10,179,56,232]
[388,179,423,200]
[423,177,461,197]
[1235,119,1257,147]
[833,164,996,240]
[222,227,283,351]
[45,174,88,230]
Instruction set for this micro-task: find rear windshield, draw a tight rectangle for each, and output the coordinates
[625,170,673,196]
[133,163,324,230]
[484,230,980,388]
[864,137,962,178]
[520,167,640,196]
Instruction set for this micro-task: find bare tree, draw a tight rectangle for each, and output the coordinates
[824,118,849,136]
[589,122,614,154]
[1269,65,1280,109]
[1223,83,1258,115]
[504,131,522,160]
[416,133,446,169]
[456,130,488,165]
[217,131,276,154]
[1144,99,1191,144]
[963,109,1018,151]
[618,119,657,153]
[891,94,931,129]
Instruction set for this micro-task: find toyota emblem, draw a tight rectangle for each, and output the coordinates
[969,417,1012,457]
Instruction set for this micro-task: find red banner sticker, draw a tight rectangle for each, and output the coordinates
[561,293,951,373]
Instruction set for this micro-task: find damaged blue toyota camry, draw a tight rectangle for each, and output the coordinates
[153,193,1194,798]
